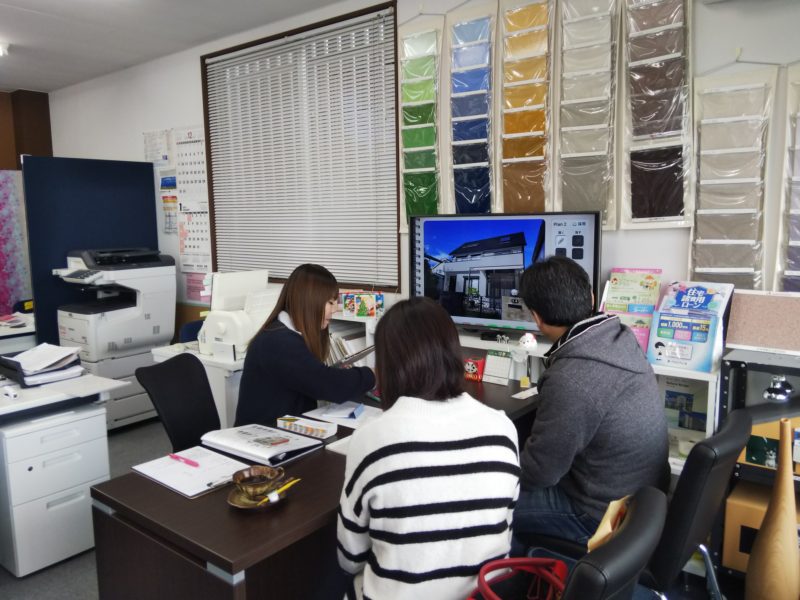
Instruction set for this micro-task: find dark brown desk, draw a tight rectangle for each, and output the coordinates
[91,381,538,599]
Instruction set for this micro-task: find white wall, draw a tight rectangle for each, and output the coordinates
[49,0,800,294]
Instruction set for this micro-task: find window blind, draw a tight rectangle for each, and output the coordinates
[204,7,398,287]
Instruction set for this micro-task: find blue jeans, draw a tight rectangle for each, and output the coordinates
[511,485,599,556]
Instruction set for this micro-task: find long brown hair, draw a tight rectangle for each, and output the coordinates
[375,297,464,408]
[261,264,338,361]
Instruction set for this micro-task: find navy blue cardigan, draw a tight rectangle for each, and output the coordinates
[234,321,375,427]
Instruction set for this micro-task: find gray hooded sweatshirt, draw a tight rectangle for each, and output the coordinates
[520,314,668,521]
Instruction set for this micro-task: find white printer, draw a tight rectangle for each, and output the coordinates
[197,270,281,359]
[54,248,176,429]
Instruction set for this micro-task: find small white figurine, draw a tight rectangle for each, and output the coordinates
[518,332,537,349]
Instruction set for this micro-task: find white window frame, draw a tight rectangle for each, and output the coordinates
[203,5,399,287]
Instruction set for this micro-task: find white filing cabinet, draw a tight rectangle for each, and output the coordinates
[0,404,109,576]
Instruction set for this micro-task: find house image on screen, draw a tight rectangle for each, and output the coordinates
[431,232,534,320]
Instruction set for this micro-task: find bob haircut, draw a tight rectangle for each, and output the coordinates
[374,297,464,408]
[261,263,338,361]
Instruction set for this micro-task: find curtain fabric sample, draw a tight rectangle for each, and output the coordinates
[693,271,758,290]
[402,55,436,79]
[404,171,439,216]
[563,0,615,20]
[502,1,551,214]
[504,55,548,83]
[452,16,493,214]
[697,181,763,210]
[627,0,684,33]
[630,146,684,219]
[786,245,800,270]
[401,29,440,220]
[504,3,549,31]
[693,242,762,269]
[562,72,612,102]
[562,44,613,74]
[700,86,769,119]
[454,166,491,213]
[452,118,489,142]
[629,57,685,97]
[402,103,436,126]
[453,143,490,165]
[628,27,684,63]
[504,109,547,134]
[451,93,489,118]
[561,127,610,154]
[561,155,612,214]
[503,161,547,213]
[561,99,610,128]
[563,15,612,48]
[503,136,546,159]
[504,82,548,109]
[700,119,764,151]
[695,211,761,240]
[630,88,684,137]
[699,150,764,180]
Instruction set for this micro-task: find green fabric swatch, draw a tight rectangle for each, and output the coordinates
[402,126,436,149]
[402,103,436,126]
[401,79,436,103]
[402,56,436,80]
[404,172,439,219]
[404,149,437,170]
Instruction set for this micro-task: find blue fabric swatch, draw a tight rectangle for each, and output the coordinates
[451,93,489,118]
[453,143,489,165]
[452,67,491,94]
[452,43,490,69]
[454,166,491,213]
[453,17,491,45]
[452,118,489,142]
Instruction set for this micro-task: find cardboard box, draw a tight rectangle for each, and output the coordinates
[723,481,800,573]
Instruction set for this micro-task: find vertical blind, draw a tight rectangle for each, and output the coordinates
[204,7,398,287]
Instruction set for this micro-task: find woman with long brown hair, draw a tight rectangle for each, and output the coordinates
[234,264,375,427]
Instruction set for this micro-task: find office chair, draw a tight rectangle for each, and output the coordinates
[561,486,667,600]
[524,408,752,600]
[135,353,221,452]
[179,319,204,343]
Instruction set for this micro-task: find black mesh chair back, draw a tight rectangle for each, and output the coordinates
[641,408,752,591]
[135,353,221,452]
[562,486,667,600]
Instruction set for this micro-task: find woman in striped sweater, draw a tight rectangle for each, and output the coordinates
[337,297,521,600]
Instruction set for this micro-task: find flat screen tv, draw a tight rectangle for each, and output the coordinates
[409,212,601,333]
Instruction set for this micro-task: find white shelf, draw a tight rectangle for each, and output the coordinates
[652,364,720,382]
[459,331,550,358]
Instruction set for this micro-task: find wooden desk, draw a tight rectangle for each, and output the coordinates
[91,381,538,599]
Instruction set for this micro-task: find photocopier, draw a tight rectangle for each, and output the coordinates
[53,248,176,429]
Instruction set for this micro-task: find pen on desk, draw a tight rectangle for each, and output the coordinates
[257,478,302,506]
[168,453,200,468]
[206,477,231,489]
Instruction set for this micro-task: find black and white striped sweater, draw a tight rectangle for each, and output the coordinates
[337,393,520,600]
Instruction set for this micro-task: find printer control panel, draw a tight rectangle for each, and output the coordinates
[63,269,103,284]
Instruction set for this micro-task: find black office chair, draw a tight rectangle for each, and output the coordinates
[561,486,667,600]
[135,353,221,452]
[525,409,753,599]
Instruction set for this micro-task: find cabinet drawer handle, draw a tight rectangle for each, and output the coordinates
[40,429,80,444]
[46,491,85,510]
[42,452,82,469]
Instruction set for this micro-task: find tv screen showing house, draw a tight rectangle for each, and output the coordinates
[409,212,601,333]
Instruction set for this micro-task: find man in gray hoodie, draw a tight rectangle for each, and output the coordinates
[513,256,668,548]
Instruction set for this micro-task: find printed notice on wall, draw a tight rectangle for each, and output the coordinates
[179,212,211,274]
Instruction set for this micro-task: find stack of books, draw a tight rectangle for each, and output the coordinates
[0,343,84,387]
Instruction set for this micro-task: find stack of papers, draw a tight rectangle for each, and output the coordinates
[0,343,84,387]
[133,446,248,498]
[304,401,382,430]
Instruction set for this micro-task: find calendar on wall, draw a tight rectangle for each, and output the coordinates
[144,126,212,301]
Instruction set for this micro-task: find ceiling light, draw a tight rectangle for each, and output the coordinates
[0,44,9,57]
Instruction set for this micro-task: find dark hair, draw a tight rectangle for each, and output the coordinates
[374,297,464,408]
[519,256,593,327]
[261,264,338,361]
